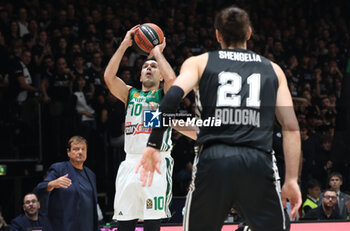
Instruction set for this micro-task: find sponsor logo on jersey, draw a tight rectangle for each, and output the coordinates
[143,109,161,128]
[133,92,140,98]
[125,122,151,135]
[118,211,123,215]
[133,97,145,103]
[134,124,151,134]
[146,199,153,209]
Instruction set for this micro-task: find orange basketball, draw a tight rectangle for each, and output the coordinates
[133,23,164,56]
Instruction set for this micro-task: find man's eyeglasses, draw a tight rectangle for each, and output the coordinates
[24,199,38,205]
[324,195,337,200]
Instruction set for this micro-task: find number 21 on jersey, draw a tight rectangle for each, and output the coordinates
[216,71,261,108]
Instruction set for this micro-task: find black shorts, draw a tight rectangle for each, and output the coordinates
[183,144,290,231]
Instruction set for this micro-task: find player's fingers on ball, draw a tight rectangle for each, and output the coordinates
[131,25,140,31]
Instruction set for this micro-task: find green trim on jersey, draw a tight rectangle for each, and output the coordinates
[165,157,174,217]
[125,88,172,153]
[163,129,172,151]
[126,88,163,116]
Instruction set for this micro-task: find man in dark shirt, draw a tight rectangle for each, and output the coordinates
[303,189,343,220]
[35,136,98,231]
[10,193,52,231]
[8,50,37,105]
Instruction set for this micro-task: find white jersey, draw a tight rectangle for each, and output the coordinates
[114,88,174,221]
[124,88,172,154]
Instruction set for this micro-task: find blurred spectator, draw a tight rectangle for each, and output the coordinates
[38,8,51,30]
[28,19,39,42]
[5,21,20,45]
[21,34,34,53]
[86,51,104,101]
[32,31,52,68]
[300,123,321,184]
[319,135,334,173]
[302,179,321,217]
[318,172,350,219]
[7,48,40,151]
[53,37,69,59]
[40,56,75,159]
[8,49,37,106]
[10,193,52,231]
[40,56,54,103]
[17,8,29,37]
[73,75,96,138]
[71,53,88,82]
[303,189,343,220]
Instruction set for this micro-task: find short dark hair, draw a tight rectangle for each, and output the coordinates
[307,179,321,189]
[23,192,38,203]
[144,57,156,63]
[329,172,343,182]
[323,188,337,195]
[214,6,251,46]
[67,136,87,150]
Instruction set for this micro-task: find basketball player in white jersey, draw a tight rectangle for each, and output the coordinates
[104,25,176,231]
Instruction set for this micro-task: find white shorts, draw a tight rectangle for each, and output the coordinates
[113,153,174,221]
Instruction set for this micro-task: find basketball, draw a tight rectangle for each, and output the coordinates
[133,23,164,56]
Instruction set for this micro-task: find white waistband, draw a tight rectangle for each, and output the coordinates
[125,152,171,160]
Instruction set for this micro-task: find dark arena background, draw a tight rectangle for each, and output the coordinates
[1,0,350,230]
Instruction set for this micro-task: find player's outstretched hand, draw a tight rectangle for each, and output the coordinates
[281,179,302,219]
[136,147,162,187]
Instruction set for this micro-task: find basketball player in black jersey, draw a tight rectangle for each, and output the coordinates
[137,6,302,231]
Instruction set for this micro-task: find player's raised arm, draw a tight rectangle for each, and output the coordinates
[149,38,176,93]
[104,25,139,104]
[273,62,302,219]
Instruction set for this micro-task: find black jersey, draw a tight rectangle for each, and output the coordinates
[195,49,278,152]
